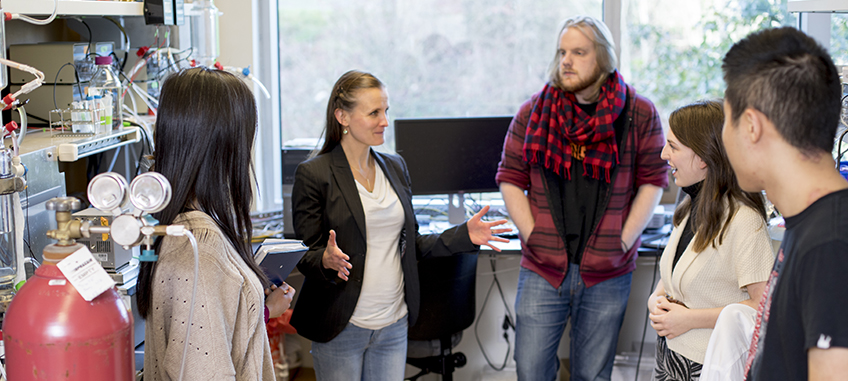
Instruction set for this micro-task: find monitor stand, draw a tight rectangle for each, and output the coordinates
[448,192,465,226]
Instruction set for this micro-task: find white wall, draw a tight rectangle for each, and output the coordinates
[215,0,282,212]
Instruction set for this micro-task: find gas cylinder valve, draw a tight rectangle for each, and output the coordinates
[45,197,90,245]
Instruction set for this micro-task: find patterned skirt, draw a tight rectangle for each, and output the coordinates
[654,335,702,381]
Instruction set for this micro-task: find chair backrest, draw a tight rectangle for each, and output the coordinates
[408,253,477,341]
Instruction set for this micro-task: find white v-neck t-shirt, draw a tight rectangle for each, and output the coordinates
[349,164,408,330]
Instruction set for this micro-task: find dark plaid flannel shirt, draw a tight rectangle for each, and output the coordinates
[496,85,668,288]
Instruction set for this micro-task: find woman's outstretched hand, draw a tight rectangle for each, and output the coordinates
[322,230,353,281]
[467,205,511,252]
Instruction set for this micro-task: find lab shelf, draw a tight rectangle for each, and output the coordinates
[1,0,144,17]
[788,0,848,13]
[17,127,142,162]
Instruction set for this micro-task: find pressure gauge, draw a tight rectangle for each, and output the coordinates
[87,172,129,212]
[129,172,172,214]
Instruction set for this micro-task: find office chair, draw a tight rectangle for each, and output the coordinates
[405,252,478,381]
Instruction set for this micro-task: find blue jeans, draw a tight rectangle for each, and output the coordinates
[514,264,631,381]
[311,316,408,381]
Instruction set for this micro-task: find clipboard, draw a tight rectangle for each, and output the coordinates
[253,238,307,286]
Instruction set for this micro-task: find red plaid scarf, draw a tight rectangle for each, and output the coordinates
[523,70,626,182]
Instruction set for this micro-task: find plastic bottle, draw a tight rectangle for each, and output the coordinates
[88,55,123,131]
[71,100,94,134]
[101,93,113,129]
[86,95,105,134]
[84,95,100,134]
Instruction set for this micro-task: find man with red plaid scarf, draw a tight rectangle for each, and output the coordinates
[496,15,668,380]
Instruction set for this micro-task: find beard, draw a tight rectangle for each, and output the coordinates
[559,64,603,94]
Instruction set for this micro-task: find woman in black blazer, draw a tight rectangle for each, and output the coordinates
[290,70,508,380]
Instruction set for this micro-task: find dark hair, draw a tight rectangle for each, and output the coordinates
[315,70,384,156]
[722,27,841,156]
[670,100,768,252]
[138,67,268,319]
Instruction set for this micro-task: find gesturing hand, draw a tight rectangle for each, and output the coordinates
[467,205,511,252]
[323,230,352,281]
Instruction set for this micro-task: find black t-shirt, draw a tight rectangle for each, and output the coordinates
[747,188,848,380]
[560,101,603,264]
[562,154,605,264]
[673,181,702,270]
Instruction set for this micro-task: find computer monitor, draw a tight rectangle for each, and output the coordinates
[394,116,513,223]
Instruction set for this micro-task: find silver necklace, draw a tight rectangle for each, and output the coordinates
[356,161,373,189]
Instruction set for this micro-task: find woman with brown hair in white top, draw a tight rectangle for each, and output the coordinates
[646,100,774,381]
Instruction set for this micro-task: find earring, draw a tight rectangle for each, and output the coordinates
[343,129,348,135]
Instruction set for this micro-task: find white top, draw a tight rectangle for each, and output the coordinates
[349,164,408,330]
[659,203,774,363]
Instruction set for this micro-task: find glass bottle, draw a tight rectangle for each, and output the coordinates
[88,55,123,131]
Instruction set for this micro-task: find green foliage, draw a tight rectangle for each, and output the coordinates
[830,14,848,65]
[626,0,796,118]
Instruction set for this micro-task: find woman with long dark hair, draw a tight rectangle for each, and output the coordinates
[291,70,508,380]
[137,67,293,380]
[646,100,774,380]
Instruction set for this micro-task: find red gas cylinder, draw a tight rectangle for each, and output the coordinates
[2,243,134,380]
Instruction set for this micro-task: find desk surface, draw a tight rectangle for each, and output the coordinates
[478,232,667,257]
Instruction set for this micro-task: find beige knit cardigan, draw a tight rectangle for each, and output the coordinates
[144,211,275,380]
[659,203,775,363]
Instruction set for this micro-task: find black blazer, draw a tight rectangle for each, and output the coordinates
[290,144,478,343]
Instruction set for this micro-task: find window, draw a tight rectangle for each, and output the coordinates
[831,14,848,66]
[278,0,602,148]
[620,0,796,121]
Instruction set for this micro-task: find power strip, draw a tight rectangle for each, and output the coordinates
[56,127,142,162]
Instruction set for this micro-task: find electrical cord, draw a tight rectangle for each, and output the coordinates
[110,51,125,77]
[158,47,194,74]
[412,196,437,217]
[23,170,34,259]
[837,94,848,164]
[104,16,131,72]
[24,112,51,126]
[69,18,93,59]
[132,121,153,176]
[634,236,667,381]
[474,254,517,371]
[836,126,848,164]
[53,63,84,110]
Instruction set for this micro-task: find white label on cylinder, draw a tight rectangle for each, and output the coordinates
[48,279,67,286]
[56,247,115,301]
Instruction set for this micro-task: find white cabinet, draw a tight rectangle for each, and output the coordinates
[788,0,848,13]
[1,0,144,17]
